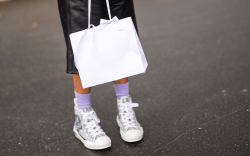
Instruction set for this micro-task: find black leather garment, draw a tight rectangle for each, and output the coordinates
[57,0,138,74]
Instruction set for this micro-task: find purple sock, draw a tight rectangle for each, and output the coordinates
[114,82,130,99]
[74,91,91,109]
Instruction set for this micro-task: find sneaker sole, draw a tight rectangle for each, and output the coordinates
[73,129,111,150]
[116,117,143,142]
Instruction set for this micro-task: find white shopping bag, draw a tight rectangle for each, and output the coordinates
[69,0,148,88]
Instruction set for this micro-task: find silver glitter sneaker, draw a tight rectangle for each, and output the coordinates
[73,98,111,150]
[116,96,144,142]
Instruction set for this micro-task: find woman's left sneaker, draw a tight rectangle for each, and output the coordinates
[116,96,144,142]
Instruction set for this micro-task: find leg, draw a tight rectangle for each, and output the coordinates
[114,77,144,142]
[113,77,128,84]
[73,74,91,94]
[113,78,130,99]
[73,74,91,109]
[72,75,111,149]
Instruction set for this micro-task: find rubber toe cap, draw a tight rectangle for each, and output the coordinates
[94,136,111,147]
[122,129,143,142]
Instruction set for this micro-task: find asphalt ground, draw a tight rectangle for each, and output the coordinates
[0,0,250,155]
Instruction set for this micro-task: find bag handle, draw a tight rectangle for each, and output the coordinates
[88,0,112,28]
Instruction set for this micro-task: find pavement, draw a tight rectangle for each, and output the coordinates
[0,0,250,155]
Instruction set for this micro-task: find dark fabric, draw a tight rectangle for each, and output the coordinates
[57,0,139,74]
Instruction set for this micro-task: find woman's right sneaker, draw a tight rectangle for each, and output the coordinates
[73,98,111,150]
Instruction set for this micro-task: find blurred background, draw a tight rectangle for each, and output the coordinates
[0,0,250,155]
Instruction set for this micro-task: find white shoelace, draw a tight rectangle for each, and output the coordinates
[118,102,139,130]
[80,111,105,138]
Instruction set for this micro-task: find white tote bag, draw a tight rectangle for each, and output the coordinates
[69,0,148,88]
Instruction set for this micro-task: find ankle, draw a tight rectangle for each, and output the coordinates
[74,91,91,109]
[114,82,130,99]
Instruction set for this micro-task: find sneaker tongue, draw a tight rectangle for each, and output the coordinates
[82,106,93,113]
[82,107,95,122]
[120,96,131,103]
